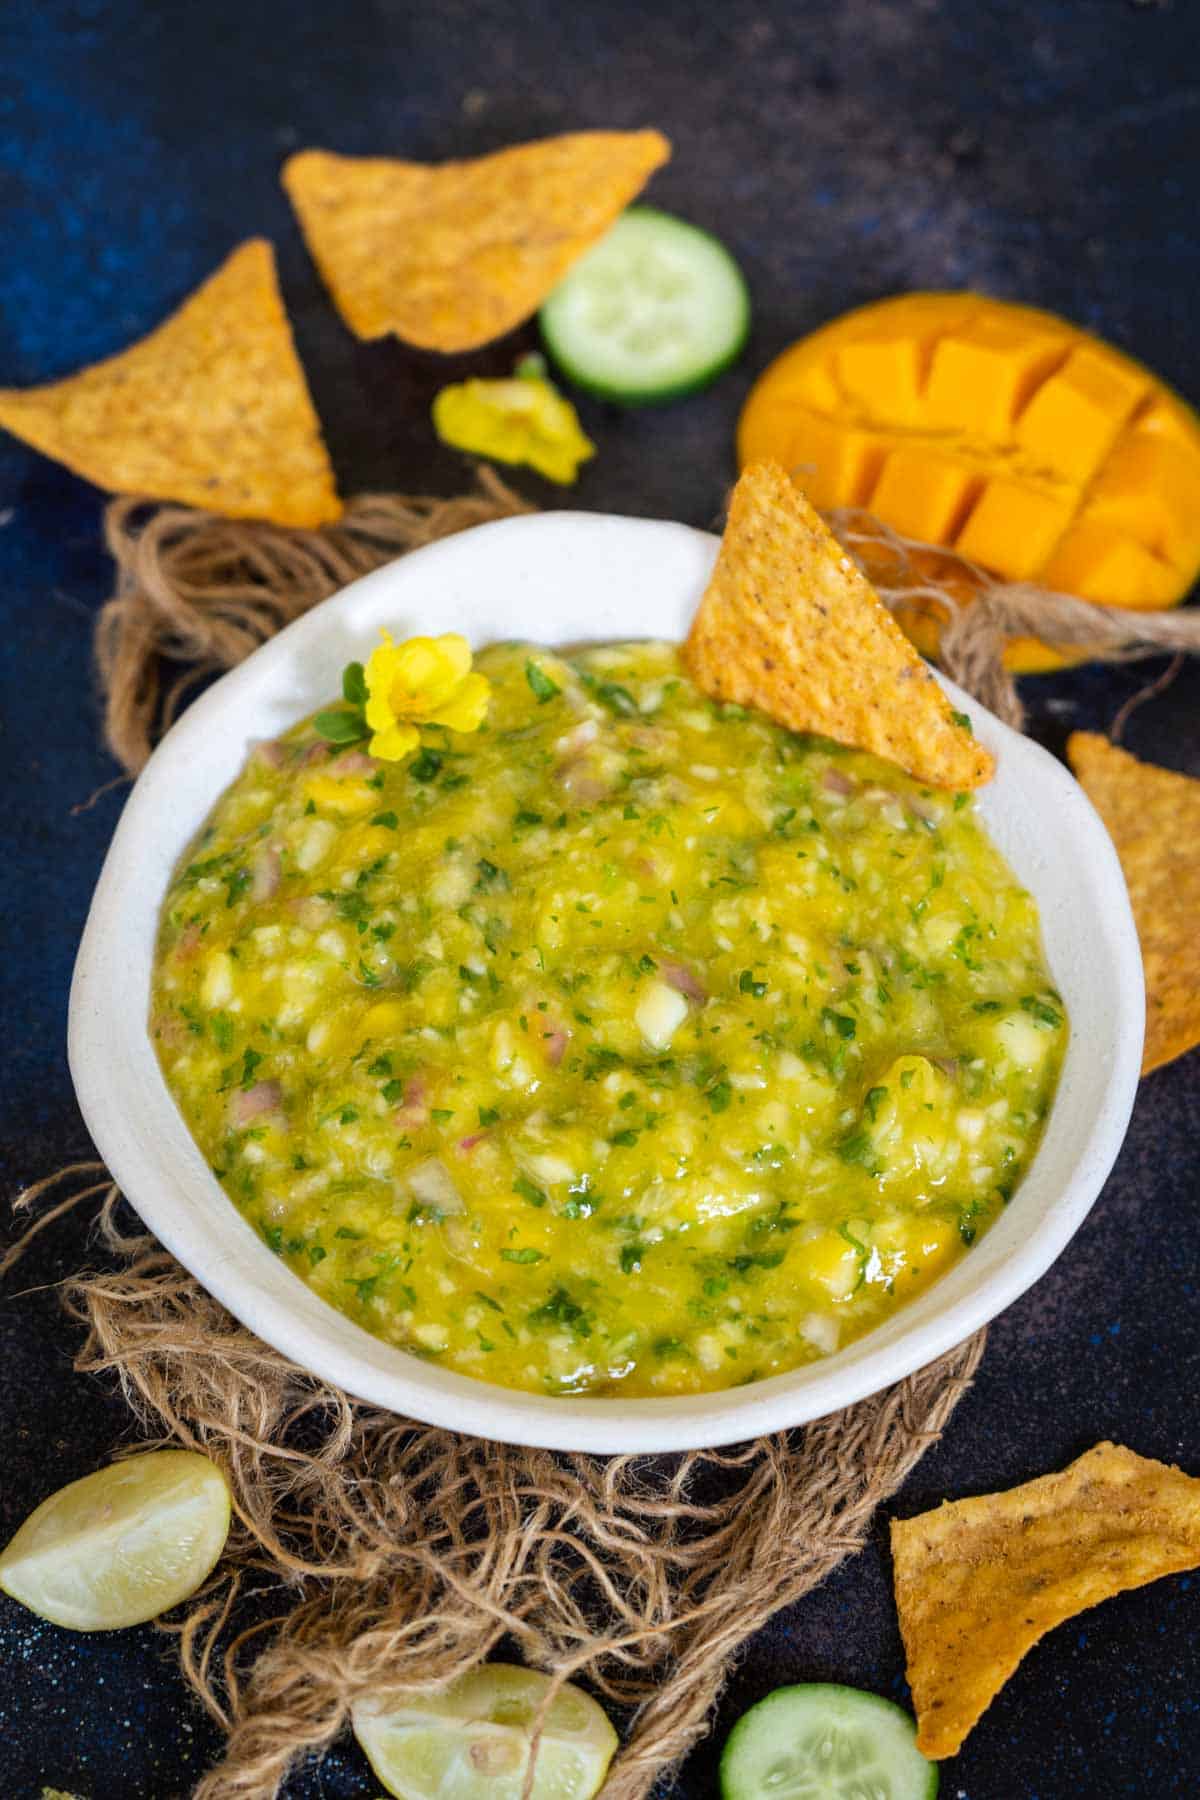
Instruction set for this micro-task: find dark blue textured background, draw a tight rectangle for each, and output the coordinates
[2,2,1198,1795]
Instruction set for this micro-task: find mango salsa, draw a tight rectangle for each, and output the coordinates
[151,643,1064,1398]
[739,293,1200,670]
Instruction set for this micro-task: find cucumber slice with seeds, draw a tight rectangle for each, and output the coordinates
[720,1683,938,1800]
[540,206,750,405]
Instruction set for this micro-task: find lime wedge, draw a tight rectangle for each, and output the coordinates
[0,1448,231,1631]
[352,1663,618,1800]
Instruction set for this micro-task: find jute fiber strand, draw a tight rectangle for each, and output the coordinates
[23,469,1181,1798]
[92,475,1200,772]
[4,1174,984,1800]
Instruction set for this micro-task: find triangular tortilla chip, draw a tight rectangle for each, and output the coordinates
[685,462,993,788]
[282,130,670,352]
[891,1442,1200,1759]
[1068,731,1200,1074]
[0,240,340,527]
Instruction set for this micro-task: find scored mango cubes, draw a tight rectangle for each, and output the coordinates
[738,293,1200,666]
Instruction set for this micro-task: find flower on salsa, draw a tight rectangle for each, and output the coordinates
[432,356,595,485]
[363,631,490,761]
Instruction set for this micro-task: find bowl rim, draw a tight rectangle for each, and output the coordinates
[69,509,1145,1453]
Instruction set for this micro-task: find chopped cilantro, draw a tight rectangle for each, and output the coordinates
[513,1174,548,1208]
[223,867,251,908]
[528,1286,591,1335]
[821,1008,857,1041]
[409,747,443,783]
[475,858,510,893]
[525,659,561,704]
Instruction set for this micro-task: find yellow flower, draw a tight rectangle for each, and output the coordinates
[432,360,595,485]
[363,631,490,761]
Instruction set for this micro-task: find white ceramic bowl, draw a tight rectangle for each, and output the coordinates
[69,512,1144,1453]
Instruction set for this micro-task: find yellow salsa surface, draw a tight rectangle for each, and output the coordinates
[151,641,1065,1397]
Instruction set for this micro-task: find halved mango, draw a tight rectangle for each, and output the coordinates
[738,293,1200,672]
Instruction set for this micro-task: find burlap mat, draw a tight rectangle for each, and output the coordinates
[20,470,1195,1798]
[6,1174,984,1800]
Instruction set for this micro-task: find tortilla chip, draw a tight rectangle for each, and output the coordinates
[1068,732,1200,1075]
[0,240,340,527]
[282,130,670,352]
[892,1442,1200,1759]
[685,462,994,788]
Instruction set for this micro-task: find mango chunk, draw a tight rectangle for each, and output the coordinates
[737,292,1200,669]
[956,478,1074,581]
[1014,344,1146,482]
[1042,521,1180,611]
[1084,431,1200,573]
[834,333,931,427]
[776,410,887,511]
[924,316,1069,438]
[870,448,981,544]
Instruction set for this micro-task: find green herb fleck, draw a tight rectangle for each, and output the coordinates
[513,1174,548,1208]
[525,659,561,704]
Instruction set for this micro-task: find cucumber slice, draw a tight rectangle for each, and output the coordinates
[720,1683,938,1800]
[540,206,749,405]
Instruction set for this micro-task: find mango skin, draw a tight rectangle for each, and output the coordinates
[738,293,1200,673]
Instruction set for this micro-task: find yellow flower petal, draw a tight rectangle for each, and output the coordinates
[360,629,490,759]
[389,635,468,711]
[367,719,421,762]
[432,373,595,486]
[427,671,491,733]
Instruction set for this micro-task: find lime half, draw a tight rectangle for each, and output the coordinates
[0,1448,232,1631]
[352,1663,619,1800]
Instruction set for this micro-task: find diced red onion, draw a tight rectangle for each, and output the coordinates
[660,961,707,1005]
[333,749,378,775]
[249,738,287,770]
[252,844,281,901]
[395,1074,429,1130]
[230,1081,283,1126]
[822,767,857,797]
[561,768,612,804]
[175,922,203,961]
[152,1012,186,1049]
